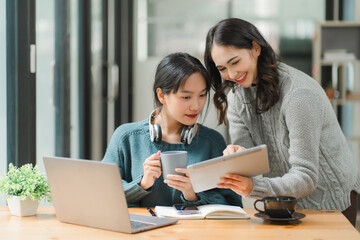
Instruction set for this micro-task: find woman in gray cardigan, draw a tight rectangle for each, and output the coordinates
[204,18,360,226]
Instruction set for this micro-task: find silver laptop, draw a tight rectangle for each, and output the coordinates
[43,156,177,233]
[187,144,269,193]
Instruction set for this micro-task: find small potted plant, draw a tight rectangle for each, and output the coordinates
[0,163,51,216]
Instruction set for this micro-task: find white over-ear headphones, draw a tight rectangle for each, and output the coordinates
[148,109,198,145]
[149,109,162,142]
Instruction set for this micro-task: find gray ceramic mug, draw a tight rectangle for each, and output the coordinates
[160,151,188,180]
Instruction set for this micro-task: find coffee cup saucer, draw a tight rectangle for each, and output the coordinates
[254,212,306,222]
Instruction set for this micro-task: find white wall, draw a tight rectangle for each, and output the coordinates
[133,58,160,122]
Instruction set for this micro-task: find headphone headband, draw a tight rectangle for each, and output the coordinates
[148,109,199,144]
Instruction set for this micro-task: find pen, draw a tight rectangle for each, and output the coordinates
[147,207,157,217]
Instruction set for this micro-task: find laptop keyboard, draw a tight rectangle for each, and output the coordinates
[131,220,155,230]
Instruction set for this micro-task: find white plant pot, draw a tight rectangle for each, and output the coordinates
[7,196,39,217]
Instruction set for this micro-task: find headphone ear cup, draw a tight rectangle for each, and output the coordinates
[149,124,155,142]
[187,127,196,145]
[153,124,162,142]
[180,126,189,144]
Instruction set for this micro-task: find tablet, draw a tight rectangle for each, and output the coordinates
[187,144,269,193]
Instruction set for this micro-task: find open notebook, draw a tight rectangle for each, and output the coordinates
[155,204,250,220]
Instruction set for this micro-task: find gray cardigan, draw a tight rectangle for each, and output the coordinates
[227,63,360,210]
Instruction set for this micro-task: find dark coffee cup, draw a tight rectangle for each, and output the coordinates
[254,196,297,218]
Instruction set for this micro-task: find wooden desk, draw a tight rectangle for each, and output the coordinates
[0,206,359,239]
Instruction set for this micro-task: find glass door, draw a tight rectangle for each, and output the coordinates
[36,0,56,171]
[90,0,105,160]
[0,0,7,205]
[36,0,110,165]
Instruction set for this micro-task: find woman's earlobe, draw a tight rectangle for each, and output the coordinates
[252,41,261,56]
[156,87,165,104]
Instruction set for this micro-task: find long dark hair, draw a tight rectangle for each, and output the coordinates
[204,18,280,125]
[153,52,211,113]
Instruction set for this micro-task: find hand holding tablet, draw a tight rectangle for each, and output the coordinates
[187,145,269,193]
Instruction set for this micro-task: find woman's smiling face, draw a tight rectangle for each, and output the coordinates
[210,42,261,88]
[159,72,208,127]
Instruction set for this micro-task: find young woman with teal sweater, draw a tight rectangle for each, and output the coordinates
[102,52,242,208]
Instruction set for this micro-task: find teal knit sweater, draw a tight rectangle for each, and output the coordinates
[102,119,243,208]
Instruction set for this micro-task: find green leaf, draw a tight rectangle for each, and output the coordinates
[0,163,52,202]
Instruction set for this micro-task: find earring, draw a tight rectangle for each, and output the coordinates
[233,83,240,92]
